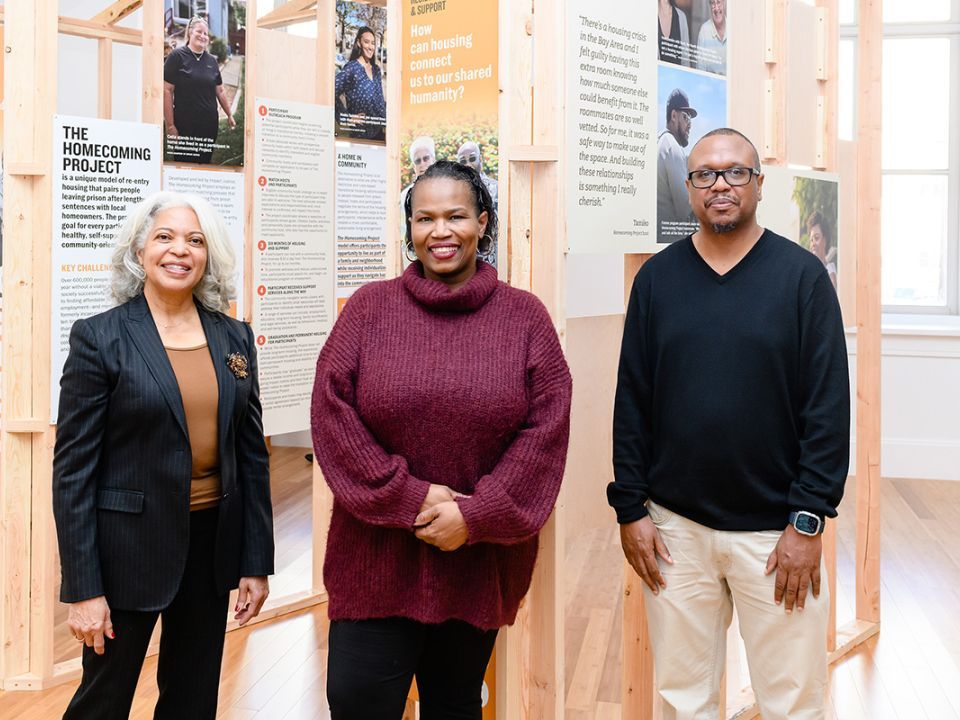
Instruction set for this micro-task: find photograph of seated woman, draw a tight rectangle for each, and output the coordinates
[163,16,236,164]
[335,26,387,142]
[311,161,572,719]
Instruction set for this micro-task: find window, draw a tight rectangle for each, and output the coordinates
[840,0,960,314]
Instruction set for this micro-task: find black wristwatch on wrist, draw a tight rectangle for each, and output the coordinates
[788,510,824,536]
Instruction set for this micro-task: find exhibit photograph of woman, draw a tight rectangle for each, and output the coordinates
[311,160,573,719]
[52,191,274,719]
[163,16,237,164]
[334,25,387,142]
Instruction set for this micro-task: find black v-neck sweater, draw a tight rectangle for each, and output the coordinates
[609,230,850,531]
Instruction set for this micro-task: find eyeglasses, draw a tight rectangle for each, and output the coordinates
[413,154,434,165]
[680,110,693,122]
[458,154,479,164]
[687,167,760,189]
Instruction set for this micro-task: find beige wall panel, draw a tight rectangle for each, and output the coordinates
[255,29,317,103]
[565,314,622,534]
[727,0,765,151]
[785,0,819,167]
[838,140,857,326]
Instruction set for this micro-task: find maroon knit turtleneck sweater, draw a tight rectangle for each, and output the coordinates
[311,260,572,629]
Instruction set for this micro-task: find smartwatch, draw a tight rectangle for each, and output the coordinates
[788,510,824,536]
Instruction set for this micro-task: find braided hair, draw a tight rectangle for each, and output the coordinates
[403,160,499,258]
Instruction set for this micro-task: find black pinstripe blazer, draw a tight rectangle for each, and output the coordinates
[53,293,274,611]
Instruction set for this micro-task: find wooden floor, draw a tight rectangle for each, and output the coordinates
[4,475,959,719]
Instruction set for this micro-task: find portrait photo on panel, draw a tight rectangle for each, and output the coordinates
[335,1,388,143]
[759,168,841,293]
[656,63,727,244]
[658,0,728,75]
[162,1,247,166]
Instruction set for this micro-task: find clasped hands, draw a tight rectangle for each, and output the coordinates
[620,516,822,612]
[413,484,469,552]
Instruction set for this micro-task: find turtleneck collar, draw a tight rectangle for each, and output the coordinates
[401,259,499,312]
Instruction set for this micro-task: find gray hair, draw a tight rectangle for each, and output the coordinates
[111,191,236,312]
[409,136,435,163]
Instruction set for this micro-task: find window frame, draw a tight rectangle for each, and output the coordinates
[840,4,960,316]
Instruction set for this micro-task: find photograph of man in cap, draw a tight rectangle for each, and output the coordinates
[658,88,699,243]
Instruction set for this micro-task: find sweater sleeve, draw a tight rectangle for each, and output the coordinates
[457,302,572,545]
[310,291,431,528]
[790,271,851,518]
[608,274,654,524]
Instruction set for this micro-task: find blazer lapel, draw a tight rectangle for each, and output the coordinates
[123,294,189,440]
[198,305,235,449]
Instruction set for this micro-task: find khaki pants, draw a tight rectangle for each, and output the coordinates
[642,501,829,720]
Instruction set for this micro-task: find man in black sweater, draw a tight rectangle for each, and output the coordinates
[610,128,849,719]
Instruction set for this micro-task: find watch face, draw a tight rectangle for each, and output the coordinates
[795,514,820,534]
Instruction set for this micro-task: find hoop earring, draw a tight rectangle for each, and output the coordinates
[403,242,419,264]
[477,233,496,260]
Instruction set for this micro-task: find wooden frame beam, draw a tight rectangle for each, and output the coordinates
[0,9,143,45]
[855,0,882,626]
[0,0,57,689]
[257,0,318,30]
[57,17,143,45]
[91,0,143,26]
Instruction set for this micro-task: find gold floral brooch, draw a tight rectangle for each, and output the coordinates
[226,352,249,379]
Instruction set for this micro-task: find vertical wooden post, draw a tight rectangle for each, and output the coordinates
[141,0,163,125]
[244,0,258,322]
[98,39,114,119]
[384,0,401,279]
[855,0,882,625]
[497,0,534,716]
[0,0,57,688]
[312,0,335,597]
[815,0,841,652]
[763,0,786,161]
[622,562,655,720]
[526,1,565,715]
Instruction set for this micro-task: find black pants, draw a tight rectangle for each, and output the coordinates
[62,508,229,720]
[327,617,498,720]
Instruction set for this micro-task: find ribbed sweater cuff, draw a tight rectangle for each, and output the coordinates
[402,479,433,528]
[457,486,544,545]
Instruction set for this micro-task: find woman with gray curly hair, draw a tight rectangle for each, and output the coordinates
[53,191,274,719]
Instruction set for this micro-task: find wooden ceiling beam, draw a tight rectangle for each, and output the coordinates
[257,0,318,30]
[91,0,143,26]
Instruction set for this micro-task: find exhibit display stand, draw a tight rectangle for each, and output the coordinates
[0,1,881,718]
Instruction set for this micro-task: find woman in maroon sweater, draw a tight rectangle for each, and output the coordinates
[311,161,572,719]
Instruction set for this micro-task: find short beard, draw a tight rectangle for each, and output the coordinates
[712,221,739,234]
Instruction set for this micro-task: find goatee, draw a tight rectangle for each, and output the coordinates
[712,221,739,234]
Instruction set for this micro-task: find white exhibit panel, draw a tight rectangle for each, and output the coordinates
[566,2,658,253]
[51,115,162,421]
[252,99,336,436]
[163,167,247,320]
[566,254,626,319]
[335,143,388,305]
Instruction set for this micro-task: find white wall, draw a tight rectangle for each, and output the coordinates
[847,320,960,482]
[57,4,143,121]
